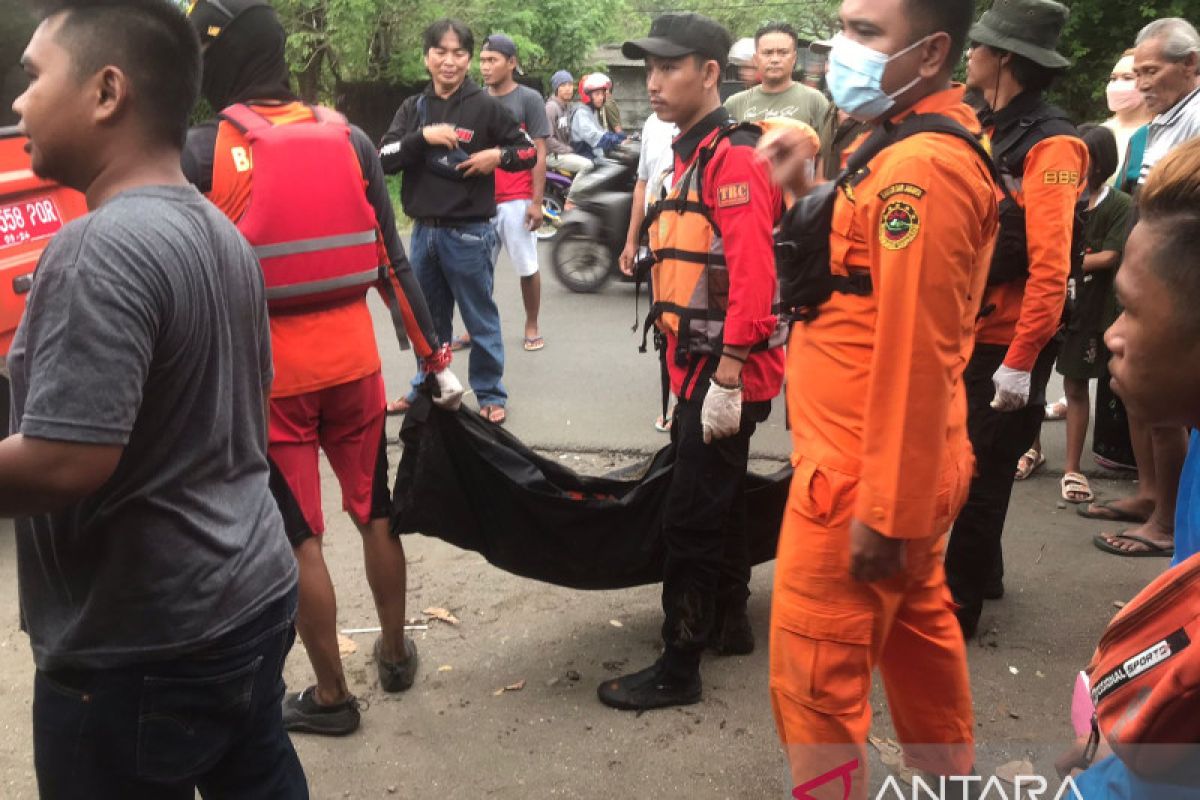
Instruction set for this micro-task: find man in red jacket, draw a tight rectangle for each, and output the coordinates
[598,12,787,711]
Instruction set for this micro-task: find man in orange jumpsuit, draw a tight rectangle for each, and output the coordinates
[945,0,1088,639]
[758,0,997,791]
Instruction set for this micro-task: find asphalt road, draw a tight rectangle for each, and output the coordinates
[373,239,792,460]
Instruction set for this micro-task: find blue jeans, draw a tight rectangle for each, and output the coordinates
[33,589,307,799]
[409,220,507,407]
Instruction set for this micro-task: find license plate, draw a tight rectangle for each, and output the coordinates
[0,195,63,250]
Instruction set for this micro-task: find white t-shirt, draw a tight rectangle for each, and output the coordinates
[637,113,678,211]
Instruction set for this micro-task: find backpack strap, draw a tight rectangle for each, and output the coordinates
[218,102,272,134]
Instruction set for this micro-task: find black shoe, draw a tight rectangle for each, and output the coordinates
[955,601,981,640]
[709,606,755,655]
[597,659,702,711]
[982,580,1005,601]
[375,635,418,693]
[282,686,360,736]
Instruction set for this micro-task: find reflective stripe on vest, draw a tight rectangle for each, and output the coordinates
[215,103,386,311]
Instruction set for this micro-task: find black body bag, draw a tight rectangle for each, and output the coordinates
[391,391,791,590]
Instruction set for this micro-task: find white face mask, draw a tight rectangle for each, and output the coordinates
[826,32,929,121]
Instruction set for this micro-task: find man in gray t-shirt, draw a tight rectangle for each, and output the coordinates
[10,185,296,670]
[9,2,304,795]
[481,33,551,349]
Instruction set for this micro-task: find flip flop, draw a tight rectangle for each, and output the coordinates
[386,396,412,416]
[1077,500,1151,523]
[654,414,672,433]
[1061,472,1094,504]
[1092,531,1175,558]
[450,334,471,352]
[1014,448,1045,481]
[523,336,545,352]
[479,405,506,425]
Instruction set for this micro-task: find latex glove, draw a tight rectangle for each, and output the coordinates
[431,368,464,411]
[701,378,742,444]
[990,364,1031,411]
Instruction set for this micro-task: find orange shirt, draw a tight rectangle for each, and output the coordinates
[786,86,999,539]
[975,136,1088,371]
[207,102,381,398]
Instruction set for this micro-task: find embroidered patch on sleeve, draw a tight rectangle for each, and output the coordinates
[879,201,920,250]
[717,182,751,207]
[877,182,926,201]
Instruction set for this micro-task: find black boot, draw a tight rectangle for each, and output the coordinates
[709,603,754,655]
[955,599,981,640]
[597,658,701,711]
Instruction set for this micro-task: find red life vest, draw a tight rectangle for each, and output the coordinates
[215,103,385,310]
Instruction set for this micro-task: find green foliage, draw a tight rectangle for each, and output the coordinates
[274,0,635,100]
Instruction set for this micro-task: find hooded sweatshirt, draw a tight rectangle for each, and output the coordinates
[379,79,537,221]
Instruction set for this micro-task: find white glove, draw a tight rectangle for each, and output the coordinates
[990,365,1031,411]
[431,368,464,411]
[701,378,742,444]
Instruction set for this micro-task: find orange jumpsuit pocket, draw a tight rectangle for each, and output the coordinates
[771,603,874,717]
[788,457,856,527]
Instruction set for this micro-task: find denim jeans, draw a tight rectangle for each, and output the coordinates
[408,220,507,408]
[33,588,308,799]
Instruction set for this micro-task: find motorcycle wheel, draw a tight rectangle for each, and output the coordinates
[535,185,567,241]
[551,222,614,294]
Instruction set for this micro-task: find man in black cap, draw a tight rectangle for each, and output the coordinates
[945,0,1088,638]
[597,12,787,711]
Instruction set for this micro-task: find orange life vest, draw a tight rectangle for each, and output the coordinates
[645,122,788,362]
[213,103,385,311]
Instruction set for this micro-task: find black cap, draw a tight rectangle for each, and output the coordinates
[622,13,732,69]
[482,33,518,59]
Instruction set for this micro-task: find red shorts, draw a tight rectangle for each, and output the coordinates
[268,371,389,538]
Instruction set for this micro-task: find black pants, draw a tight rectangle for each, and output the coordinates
[33,589,308,799]
[945,340,1059,613]
[660,382,770,678]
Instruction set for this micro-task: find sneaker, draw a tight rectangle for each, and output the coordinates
[597,659,702,711]
[375,635,419,693]
[709,605,755,655]
[282,686,360,736]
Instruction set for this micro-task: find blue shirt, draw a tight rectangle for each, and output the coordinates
[1172,430,1200,566]
[1076,755,1200,799]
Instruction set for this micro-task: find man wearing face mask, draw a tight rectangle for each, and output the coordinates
[944,0,1088,639]
[756,0,997,789]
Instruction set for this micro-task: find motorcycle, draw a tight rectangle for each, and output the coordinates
[550,139,641,294]
[535,168,573,241]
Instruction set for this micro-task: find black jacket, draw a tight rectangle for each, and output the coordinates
[379,79,537,221]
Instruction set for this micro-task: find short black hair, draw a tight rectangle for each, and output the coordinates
[41,0,199,148]
[1006,51,1061,93]
[906,0,974,69]
[424,18,474,55]
[755,22,798,48]
[1078,123,1118,191]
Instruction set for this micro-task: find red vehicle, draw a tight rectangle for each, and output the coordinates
[0,127,88,417]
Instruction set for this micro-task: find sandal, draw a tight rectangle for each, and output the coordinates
[450,334,471,352]
[1014,448,1045,481]
[654,414,672,433]
[1060,472,1094,504]
[1092,531,1175,558]
[479,405,506,425]
[386,396,413,416]
[523,336,545,352]
[1044,397,1068,421]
